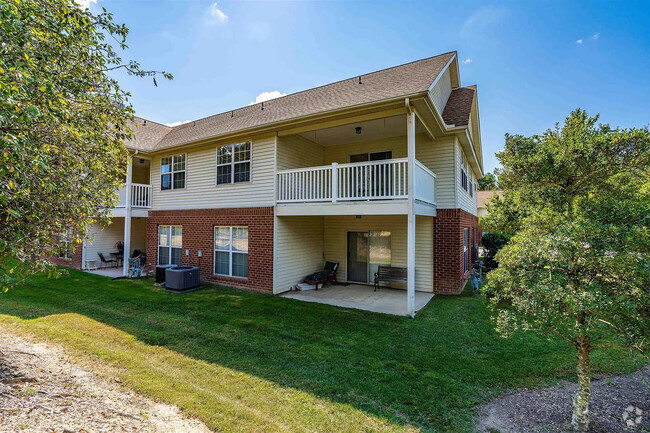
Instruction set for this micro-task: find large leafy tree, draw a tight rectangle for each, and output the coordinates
[0,0,171,289]
[478,171,498,190]
[483,109,650,431]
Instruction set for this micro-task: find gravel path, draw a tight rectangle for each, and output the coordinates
[476,367,650,432]
[0,331,212,433]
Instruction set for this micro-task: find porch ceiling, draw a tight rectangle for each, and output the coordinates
[297,114,427,147]
[280,284,434,316]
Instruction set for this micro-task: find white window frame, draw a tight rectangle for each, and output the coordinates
[58,231,73,260]
[158,225,182,265]
[214,226,249,278]
[160,154,186,190]
[216,142,252,185]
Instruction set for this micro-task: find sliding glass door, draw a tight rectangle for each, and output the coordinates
[347,231,391,283]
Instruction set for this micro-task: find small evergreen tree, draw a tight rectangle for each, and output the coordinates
[483,109,650,431]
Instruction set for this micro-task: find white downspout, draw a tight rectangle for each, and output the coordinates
[123,157,133,277]
[406,99,416,318]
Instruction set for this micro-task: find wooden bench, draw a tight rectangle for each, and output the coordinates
[374,265,407,291]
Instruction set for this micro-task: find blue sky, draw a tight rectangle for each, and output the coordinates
[90,0,650,174]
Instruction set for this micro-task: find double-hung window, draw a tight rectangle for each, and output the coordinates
[214,226,248,278]
[217,142,251,185]
[463,228,469,272]
[158,225,182,265]
[460,168,468,191]
[161,154,186,190]
[58,230,73,260]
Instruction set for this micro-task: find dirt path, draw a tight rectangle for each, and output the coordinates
[0,331,212,433]
[476,367,650,432]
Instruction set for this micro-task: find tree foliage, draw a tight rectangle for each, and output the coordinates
[478,171,498,190]
[482,109,650,431]
[480,232,512,270]
[0,0,171,289]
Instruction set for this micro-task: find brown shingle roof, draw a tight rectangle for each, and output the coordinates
[441,85,476,127]
[128,52,457,151]
[126,117,172,151]
[477,190,503,208]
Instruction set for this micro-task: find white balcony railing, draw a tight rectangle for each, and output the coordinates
[115,183,151,208]
[277,158,435,205]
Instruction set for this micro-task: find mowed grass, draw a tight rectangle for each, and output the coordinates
[0,270,636,432]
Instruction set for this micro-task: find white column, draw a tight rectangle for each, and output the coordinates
[406,111,416,317]
[123,157,133,277]
[331,162,338,202]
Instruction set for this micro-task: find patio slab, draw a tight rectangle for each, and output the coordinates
[280,284,434,316]
[85,268,124,278]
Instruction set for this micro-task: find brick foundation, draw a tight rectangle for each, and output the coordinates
[146,207,274,293]
[433,208,480,295]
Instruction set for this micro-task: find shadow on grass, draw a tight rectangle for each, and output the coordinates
[0,269,636,432]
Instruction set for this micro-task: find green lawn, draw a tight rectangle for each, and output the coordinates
[0,270,635,432]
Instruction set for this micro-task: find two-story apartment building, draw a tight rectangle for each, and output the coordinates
[55,51,483,317]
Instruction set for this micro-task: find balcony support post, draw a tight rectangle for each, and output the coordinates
[331,162,338,202]
[406,108,416,318]
[122,157,133,277]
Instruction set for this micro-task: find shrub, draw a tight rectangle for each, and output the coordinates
[480,232,512,270]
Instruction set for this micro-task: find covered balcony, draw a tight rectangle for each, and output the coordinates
[116,183,152,209]
[275,113,437,216]
[111,156,151,218]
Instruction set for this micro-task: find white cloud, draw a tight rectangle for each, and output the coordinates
[74,0,97,9]
[209,2,228,23]
[461,7,507,39]
[576,32,600,45]
[462,57,472,64]
[249,91,287,105]
[164,120,192,127]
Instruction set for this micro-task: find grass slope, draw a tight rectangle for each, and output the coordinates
[0,270,635,432]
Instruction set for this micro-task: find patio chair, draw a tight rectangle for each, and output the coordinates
[131,249,147,265]
[303,261,339,290]
[98,252,118,269]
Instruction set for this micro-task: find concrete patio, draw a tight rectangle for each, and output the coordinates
[280,284,434,316]
[84,268,124,278]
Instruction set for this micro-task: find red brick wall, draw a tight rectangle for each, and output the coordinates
[433,208,480,295]
[146,207,274,293]
[49,244,83,270]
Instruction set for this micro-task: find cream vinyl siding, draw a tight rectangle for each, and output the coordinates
[415,136,456,208]
[277,135,324,171]
[455,142,478,215]
[274,216,324,293]
[428,67,452,116]
[83,218,146,268]
[323,215,433,292]
[150,136,275,210]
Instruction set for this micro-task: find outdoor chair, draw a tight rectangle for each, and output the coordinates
[303,261,339,290]
[98,252,118,269]
[131,249,147,265]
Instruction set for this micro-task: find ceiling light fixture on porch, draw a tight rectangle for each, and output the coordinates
[355,127,362,134]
